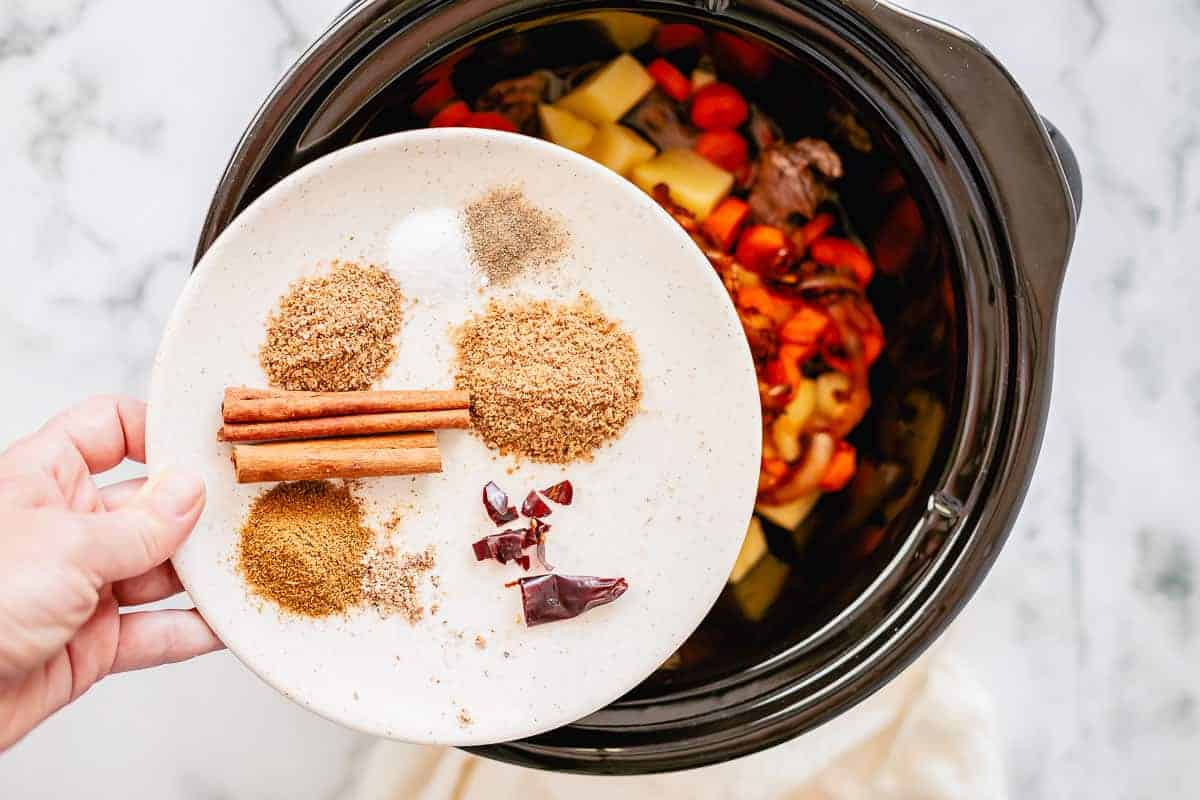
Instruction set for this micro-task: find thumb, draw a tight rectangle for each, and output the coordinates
[76,469,206,585]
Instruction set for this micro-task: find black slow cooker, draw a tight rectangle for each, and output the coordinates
[196,0,1081,774]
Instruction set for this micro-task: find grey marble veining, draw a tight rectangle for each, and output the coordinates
[0,0,1194,797]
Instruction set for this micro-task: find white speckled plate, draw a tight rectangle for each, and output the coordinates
[147,129,760,745]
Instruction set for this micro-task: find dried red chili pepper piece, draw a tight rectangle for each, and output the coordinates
[482,481,518,525]
[541,480,574,505]
[472,530,528,565]
[521,490,552,518]
[524,518,553,570]
[522,517,551,547]
[514,574,628,626]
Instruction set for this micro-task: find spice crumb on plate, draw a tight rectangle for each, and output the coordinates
[362,543,437,623]
[457,709,474,728]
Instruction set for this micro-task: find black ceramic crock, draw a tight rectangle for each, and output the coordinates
[196,0,1082,775]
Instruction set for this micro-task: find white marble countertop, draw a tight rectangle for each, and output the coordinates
[0,1,1193,797]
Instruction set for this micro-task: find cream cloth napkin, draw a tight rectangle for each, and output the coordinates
[341,638,1006,800]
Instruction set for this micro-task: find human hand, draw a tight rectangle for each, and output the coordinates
[0,396,222,751]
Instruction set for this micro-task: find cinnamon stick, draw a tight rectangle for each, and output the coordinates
[223,387,470,423]
[232,436,442,483]
[218,409,471,443]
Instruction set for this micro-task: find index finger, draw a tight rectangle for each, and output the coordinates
[42,395,147,473]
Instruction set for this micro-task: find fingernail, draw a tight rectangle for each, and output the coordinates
[150,470,205,517]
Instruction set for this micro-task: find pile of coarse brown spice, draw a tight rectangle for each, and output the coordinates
[260,261,404,392]
[361,543,437,623]
[238,481,372,617]
[454,294,642,463]
[463,186,569,285]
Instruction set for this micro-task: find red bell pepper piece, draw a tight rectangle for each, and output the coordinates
[694,129,750,173]
[764,358,789,387]
[464,111,517,132]
[795,212,836,251]
[779,307,829,345]
[735,224,790,274]
[429,100,472,127]
[808,236,874,285]
[411,77,456,120]
[862,330,884,365]
[776,344,811,386]
[701,197,750,251]
[819,441,857,492]
[646,58,692,102]
[654,23,706,52]
[690,83,749,131]
[873,195,924,275]
[711,31,771,80]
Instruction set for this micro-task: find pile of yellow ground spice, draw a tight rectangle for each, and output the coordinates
[238,481,372,617]
[259,261,404,392]
[453,294,642,463]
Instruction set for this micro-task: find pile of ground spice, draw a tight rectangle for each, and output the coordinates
[463,186,569,285]
[454,294,642,463]
[361,543,437,623]
[260,261,404,391]
[238,481,372,617]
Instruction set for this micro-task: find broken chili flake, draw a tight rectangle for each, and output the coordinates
[525,518,553,570]
[472,530,530,569]
[521,490,552,518]
[514,574,628,626]
[542,480,574,505]
[482,481,518,525]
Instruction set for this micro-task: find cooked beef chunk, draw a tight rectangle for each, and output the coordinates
[748,138,844,226]
[623,89,697,151]
[476,71,560,133]
[746,104,782,150]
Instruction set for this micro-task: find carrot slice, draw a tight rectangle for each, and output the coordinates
[646,58,692,102]
[762,458,789,478]
[690,83,749,131]
[694,129,749,173]
[429,100,471,127]
[795,212,836,251]
[779,307,829,345]
[464,111,517,132]
[700,197,750,251]
[818,442,857,492]
[736,285,793,324]
[654,23,706,52]
[735,224,790,274]
[808,236,874,285]
[776,345,811,386]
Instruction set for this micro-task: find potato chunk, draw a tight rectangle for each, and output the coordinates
[730,517,768,584]
[556,53,656,124]
[583,123,656,176]
[538,104,596,152]
[632,149,734,219]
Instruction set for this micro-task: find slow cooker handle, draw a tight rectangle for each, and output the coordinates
[1042,116,1083,218]
[853,1,1079,317]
